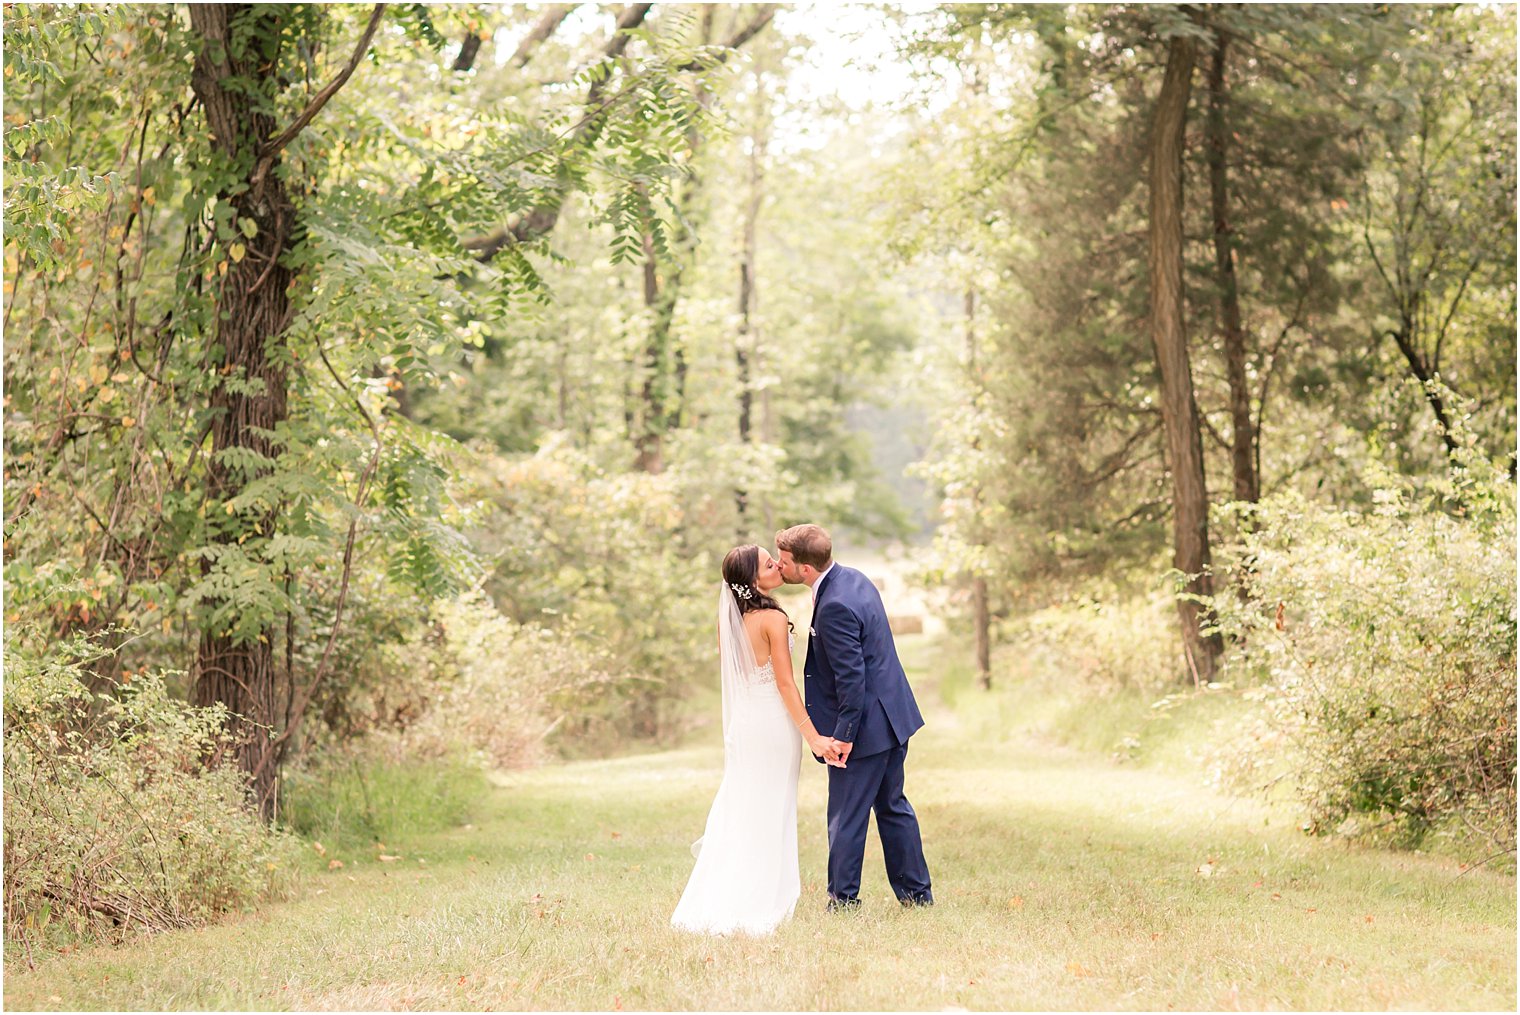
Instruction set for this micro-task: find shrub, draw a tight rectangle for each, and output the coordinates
[3,626,296,949]
[1212,464,1516,853]
[465,439,716,744]
[1004,583,1188,695]
[404,591,621,767]
[280,588,623,848]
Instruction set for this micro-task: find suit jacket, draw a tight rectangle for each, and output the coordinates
[804,564,925,760]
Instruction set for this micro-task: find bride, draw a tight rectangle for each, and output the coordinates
[670,544,840,936]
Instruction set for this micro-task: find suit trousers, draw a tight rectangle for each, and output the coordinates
[825,739,932,904]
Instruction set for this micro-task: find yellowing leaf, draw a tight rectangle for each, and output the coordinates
[90,363,109,385]
[229,242,246,263]
[97,386,116,404]
[121,415,136,428]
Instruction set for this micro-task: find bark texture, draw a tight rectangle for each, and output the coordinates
[1147,33,1223,683]
[189,3,299,819]
[1206,32,1259,505]
[188,4,381,818]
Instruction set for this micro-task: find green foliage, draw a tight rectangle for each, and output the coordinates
[1006,584,1190,695]
[3,625,296,948]
[1211,442,1516,852]
[903,3,1516,631]
[467,440,714,742]
[280,588,629,848]
[281,746,488,853]
[1,2,730,810]
[412,592,623,765]
[1351,6,1518,467]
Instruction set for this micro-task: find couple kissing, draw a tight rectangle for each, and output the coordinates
[670,523,933,936]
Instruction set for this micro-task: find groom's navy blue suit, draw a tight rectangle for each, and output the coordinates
[805,564,933,905]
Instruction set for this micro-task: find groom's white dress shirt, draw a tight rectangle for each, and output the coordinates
[811,562,836,604]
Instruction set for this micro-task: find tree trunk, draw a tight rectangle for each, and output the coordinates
[971,575,991,688]
[633,8,733,475]
[735,114,763,522]
[634,228,672,474]
[965,286,991,689]
[1147,33,1222,684]
[189,4,300,819]
[1206,32,1259,506]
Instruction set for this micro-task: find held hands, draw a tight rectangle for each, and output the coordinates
[809,735,853,768]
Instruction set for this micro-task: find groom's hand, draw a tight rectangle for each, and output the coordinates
[817,737,847,767]
[835,740,853,765]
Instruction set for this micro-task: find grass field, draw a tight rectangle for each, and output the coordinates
[5,633,1515,1011]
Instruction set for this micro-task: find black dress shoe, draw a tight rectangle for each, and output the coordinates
[826,897,861,912]
[899,894,934,907]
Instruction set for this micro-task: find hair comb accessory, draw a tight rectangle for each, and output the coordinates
[729,582,754,600]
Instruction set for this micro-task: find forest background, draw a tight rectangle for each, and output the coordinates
[2,1,1515,957]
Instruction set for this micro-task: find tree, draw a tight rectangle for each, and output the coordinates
[631,4,779,474]
[1352,7,1518,470]
[1147,24,1223,682]
[1204,26,1257,506]
[186,3,386,818]
[3,2,717,815]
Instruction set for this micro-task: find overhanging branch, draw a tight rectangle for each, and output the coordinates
[253,4,387,188]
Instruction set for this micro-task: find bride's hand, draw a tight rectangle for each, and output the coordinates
[810,735,846,767]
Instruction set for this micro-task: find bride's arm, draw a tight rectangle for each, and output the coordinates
[765,611,831,757]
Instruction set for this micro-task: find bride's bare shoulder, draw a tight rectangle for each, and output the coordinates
[744,607,789,636]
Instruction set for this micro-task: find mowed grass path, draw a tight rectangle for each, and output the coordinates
[7,634,1515,1011]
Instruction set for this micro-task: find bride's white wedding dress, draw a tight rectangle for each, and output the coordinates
[671,591,801,936]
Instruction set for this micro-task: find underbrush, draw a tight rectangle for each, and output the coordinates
[1211,461,1515,860]
[2,625,297,955]
[280,738,490,853]
[946,447,1515,867]
[279,589,613,851]
[937,590,1246,771]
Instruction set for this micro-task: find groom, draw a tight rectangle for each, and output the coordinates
[775,524,933,909]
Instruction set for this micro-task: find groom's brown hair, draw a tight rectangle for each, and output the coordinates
[775,524,832,570]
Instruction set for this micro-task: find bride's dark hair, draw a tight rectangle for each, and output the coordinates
[721,544,790,626]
